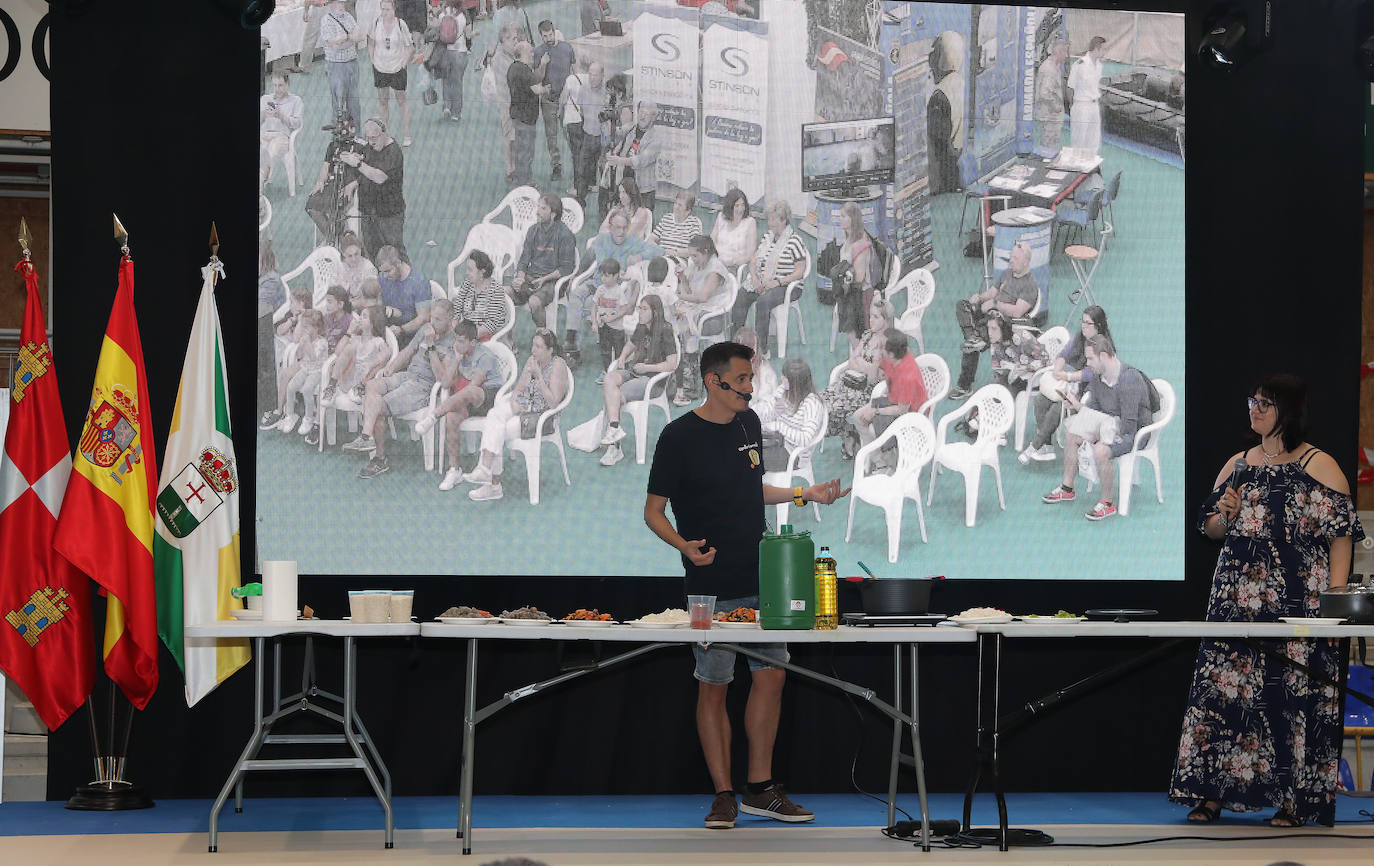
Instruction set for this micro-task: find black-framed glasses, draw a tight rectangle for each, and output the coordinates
[1247,396,1275,412]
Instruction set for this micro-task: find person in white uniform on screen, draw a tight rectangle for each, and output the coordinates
[1067,36,1106,156]
[644,341,849,831]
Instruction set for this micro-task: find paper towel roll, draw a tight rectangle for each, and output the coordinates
[262,561,298,622]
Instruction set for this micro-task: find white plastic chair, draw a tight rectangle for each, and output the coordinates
[258,195,273,234]
[447,223,521,296]
[914,353,949,421]
[845,412,936,563]
[275,246,343,323]
[762,404,827,527]
[430,279,447,302]
[1012,326,1071,451]
[505,372,575,504]
[614,331,681,464]
[547,236,596,334]
[483,185,540,236]
[927,383,1015,527]
[766,247,812,360]
[890,267,935,354]
[396,382,444,472]
[490,294,518,346]
[560,197,584,235]
[449,341,519,464]
[690,271,738,351]
[1081,378,1176,516]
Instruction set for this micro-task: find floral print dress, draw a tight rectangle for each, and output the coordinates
[1169,453,1364,825]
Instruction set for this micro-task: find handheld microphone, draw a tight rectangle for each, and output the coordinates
[1227,457,1247,492]
[716,379,751,401]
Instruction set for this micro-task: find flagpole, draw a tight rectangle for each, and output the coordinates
[65,216,153,811]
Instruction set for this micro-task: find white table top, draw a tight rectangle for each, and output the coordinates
[965,620,1374,639]
[420,622,976,643]
[186,619,421,638]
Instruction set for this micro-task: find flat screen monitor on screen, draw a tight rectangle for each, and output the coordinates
[253,2,1185,580]
[801,117,896,192]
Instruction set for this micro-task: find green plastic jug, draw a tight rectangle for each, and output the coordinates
[758,525,816,630]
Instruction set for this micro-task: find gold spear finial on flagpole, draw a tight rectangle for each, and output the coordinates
[208,222,223,289]
[17,216,33,274]
[18,217,32,257]
[113,213,130,257]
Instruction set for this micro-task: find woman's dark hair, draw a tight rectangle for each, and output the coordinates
[619,177,641,210]
[532,327,562,358]
[638,293,668,333]
[469,250,494,279]
[1253,374,1308,453]
[721,188,749,223]
[780,358,815,412]
[1068,304,1114,366]
[985,310,1010,345]
[687,234,717,258]
[259,238,278,274]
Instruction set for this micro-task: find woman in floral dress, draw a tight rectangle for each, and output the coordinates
[1170,374,1362,827]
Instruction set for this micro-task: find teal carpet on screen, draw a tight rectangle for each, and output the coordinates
[256,0,1185,580]
[1,793,1371,835]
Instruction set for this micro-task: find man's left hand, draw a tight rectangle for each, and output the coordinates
[805,479,851,506]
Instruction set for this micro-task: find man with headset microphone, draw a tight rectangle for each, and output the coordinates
[644,340,849,830]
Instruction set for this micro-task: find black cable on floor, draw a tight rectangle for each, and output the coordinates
[825,645,916,826]
[1049,832,1374,847]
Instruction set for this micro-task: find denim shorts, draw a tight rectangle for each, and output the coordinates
[691,595,790,685]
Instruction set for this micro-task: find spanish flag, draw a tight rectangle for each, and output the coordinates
[54,255,159,709]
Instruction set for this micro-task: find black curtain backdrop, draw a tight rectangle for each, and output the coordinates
[44,0,1365,803]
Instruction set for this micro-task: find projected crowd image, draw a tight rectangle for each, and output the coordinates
[255,0,1185,578]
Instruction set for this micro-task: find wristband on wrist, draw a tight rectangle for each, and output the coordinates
[793,486,806,508]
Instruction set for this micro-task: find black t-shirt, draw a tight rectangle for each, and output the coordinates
[647,409,767,599]
[508,61,540,125]
[359,140,405,216]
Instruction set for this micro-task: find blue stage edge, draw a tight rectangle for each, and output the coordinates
[2,793,1372,836]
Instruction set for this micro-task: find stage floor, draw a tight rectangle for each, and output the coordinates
[2,794,1371,863]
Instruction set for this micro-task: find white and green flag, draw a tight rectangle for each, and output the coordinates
[154,260,250,706]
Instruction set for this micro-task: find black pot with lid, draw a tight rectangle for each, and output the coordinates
[1318,584,1374,623]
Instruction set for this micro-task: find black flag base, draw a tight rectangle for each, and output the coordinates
[66,778,155,811]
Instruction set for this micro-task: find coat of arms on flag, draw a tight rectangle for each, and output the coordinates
[4,586,71,648]
[13,339,52,402]
[156,447,237,539]
[77,383,142,474]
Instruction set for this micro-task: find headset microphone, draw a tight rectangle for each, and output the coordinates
[716,378,752,401]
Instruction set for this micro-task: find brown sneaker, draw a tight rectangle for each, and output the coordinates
[704,790,738,829]
[740,784,814,823]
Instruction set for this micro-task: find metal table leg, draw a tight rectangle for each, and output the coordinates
[886,645,901,829]
[458,637,478,854]
[209,636,267,853]
[341,636,394,849]
[961,633,985,832]
[909,643,931,852]
[991,633,1008,850]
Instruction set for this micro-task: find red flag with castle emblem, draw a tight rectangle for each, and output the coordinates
[54,255,160,709]
[0,258,95,730]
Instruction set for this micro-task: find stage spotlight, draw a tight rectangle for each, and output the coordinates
[211,0,276,29]
[1197,1,1271,71]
